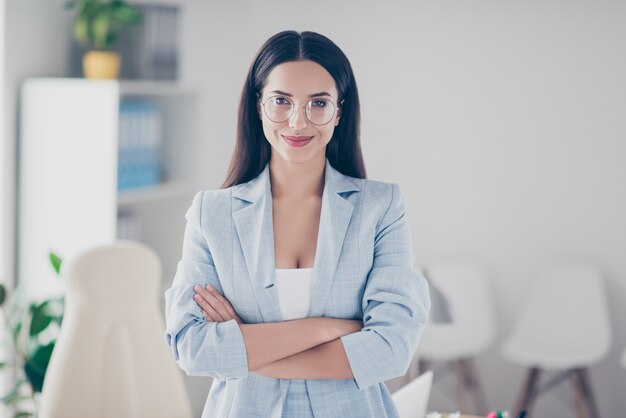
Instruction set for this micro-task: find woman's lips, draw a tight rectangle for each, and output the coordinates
[283,135,313,147]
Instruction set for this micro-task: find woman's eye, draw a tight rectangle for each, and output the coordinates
[311,100,327,108]
[274,97,290,105]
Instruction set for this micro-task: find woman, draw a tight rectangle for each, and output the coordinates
[164,30,431,418]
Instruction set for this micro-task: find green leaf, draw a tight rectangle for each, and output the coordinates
[49,252,62,275]
[29,302,53,337]
[28,303,37,315]
[111,4,142,24]
[0,380,28,404]
[64,0,77,10]
[73,15,89,45]
[12,321,22,343]
[24,347,52,394]
[15,412,36,418]
[92,12,110,50]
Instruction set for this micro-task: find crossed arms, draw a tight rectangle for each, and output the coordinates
[164,185,431,390]
[192,282,360,379]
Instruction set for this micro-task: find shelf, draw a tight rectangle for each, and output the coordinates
[118,80,195,97]
[117,180,195,205]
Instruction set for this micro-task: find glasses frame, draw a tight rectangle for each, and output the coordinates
[259,94,344,126]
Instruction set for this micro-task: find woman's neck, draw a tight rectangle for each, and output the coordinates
[269,155,325,200]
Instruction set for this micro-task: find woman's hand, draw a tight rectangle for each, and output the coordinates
[193,284,244,325]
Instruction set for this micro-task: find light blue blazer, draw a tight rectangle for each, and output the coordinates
[164,157,431,418]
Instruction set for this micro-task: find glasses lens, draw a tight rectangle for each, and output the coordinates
[306,99,335,125]
[264,96,292,122]
[263,96,336,125]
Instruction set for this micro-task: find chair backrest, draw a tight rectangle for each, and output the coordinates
[505,260,611,368]
[392,371,434,418]
[39,240,192,418]
[418,260,496,359]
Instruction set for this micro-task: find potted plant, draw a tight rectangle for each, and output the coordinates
[0,253,64,417]
[64,0,143,79]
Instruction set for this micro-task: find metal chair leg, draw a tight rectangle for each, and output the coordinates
[514,367,541,418]
[579,368,600,418]
[461,358,488,415]
[453,360,472,414]
[570,369,588,418]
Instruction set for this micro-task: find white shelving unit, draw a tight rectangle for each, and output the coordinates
[18,78,198,302]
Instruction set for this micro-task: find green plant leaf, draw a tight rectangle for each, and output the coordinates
[49,252,62,275]
[29,302,53,337]
[0,380,28,404]
[24,342,54,393]
[64,0,77,10]
[12,321,22,343]
[92,12,110,50]
[111,3,142,24]
[73,15,89,45]
[15,412,36,418]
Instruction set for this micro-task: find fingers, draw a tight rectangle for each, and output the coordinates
[193,284,237,323]
[193,288,224,322]
[205,285,242,322]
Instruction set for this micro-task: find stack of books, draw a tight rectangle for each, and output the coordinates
[120,4,179,80]
[117,101,163,190]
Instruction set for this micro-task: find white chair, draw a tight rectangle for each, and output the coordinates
[39,240,192,418]
[502,261,610,418]
[417,260,495,415]
[392,371,434,418]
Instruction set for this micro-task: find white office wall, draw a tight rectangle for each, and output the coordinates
[4,0,71,285]
[182,1,626,417]
[2,0,71,410]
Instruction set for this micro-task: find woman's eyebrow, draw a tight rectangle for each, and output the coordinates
[269,90,333,98]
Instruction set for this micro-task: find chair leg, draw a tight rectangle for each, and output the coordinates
[570,369,588,418]
[453,360,471,414]
[579,368,600,418]
[514,367,541,418]
[461,358,488,415]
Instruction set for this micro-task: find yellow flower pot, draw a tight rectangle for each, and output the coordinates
[82,50,121,79]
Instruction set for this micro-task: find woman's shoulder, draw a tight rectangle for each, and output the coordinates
[188,188,232,213]
[345,175,401,204]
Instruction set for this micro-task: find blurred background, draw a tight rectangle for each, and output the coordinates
[0,0,625,417]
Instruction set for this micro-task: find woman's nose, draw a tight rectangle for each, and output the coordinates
[288,104,309,130]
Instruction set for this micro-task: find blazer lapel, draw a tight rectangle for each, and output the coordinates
[232,158,361,322]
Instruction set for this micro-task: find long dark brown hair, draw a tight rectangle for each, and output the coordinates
[220,30,366,188]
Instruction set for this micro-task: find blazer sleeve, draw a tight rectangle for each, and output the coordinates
[340,183,431,391]
[164,191,249,380]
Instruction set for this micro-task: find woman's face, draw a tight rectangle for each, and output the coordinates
[258,60,341,164]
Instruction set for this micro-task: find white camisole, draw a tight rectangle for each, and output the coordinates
[274,267,314,321]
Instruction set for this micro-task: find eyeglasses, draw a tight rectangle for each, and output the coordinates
[259,95,343,125]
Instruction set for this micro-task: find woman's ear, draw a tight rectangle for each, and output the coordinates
[335,100,344,126]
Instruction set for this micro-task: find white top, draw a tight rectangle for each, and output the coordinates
[274,267,314,321]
